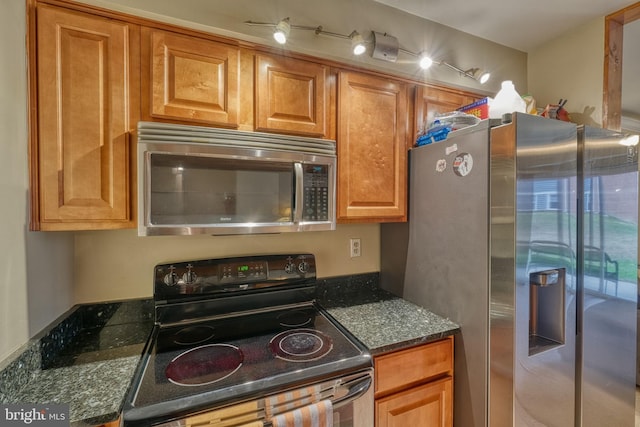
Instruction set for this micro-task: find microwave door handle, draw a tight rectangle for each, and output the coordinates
[293,163,304,224]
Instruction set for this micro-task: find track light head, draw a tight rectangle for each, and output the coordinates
[466,67,490,84]
[350,31,366,56]
[478,71,491,84]
[273,18,290,44]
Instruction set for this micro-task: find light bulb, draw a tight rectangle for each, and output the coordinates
[351,32,366,56]
[419,53,433,70]
[478,71,490,84]
[273,18,290,45]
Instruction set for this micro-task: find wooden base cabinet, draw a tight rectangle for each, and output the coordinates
[374,337,454,427]
[376,377,452,427]
[33,4,139,230]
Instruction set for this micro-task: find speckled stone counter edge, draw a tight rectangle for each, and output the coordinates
[0,339,42,403]
[0,299,153,406]
[0,302,82,401]
[315,272,460,355]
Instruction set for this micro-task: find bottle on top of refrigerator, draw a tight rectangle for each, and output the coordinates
[489,80,527,120]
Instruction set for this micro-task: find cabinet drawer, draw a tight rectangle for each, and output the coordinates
[375,337,453,396]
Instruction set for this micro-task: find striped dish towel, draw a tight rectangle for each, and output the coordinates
[264,384,324,419]
[270,400,333,427]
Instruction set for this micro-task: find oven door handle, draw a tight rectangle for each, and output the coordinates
[332,371,373,409]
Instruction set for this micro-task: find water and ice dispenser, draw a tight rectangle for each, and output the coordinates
[529,268,566,356]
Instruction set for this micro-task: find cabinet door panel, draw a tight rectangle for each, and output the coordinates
[255,54,328,137]
[36,5,137,229]
[337,71,407,221]
[143,28,240,127]
[375,377,452,427]
[415,85,479,137]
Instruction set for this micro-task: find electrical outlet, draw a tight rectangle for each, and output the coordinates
[350,238,361,258]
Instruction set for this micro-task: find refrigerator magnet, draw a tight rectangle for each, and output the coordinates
[453,152,473,176]
[435,159,447,172]
[445,144,458,155]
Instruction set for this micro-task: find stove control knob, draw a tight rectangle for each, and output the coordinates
[182,264,197,284]
[298,260,309,274]
[284,256,297,274]
[163,266,179,286]
[284,261,296,274]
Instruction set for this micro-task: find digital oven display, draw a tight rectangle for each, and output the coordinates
[219,261,268,282]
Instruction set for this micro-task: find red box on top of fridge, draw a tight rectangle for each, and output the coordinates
[458,97,490,119]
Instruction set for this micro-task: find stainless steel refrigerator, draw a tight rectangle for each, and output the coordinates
[380,113,638,426]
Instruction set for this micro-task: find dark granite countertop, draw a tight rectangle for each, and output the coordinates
[0,299,154,427]
[0,273,458,426]
[316,274,459,355]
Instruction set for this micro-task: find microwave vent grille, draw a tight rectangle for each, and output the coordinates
[138,122,336,156]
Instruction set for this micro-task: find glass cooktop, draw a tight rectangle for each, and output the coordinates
[124,303,371,425]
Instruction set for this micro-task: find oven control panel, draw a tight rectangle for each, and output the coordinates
[220,260,268,282]
[154,253,316,299]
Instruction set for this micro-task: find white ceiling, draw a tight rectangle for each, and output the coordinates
[373,0,636,52]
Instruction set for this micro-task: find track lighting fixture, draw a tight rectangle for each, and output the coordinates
[371,32,399,62]
[273,18,290,44]
[396,47,488,83]
[245,18,491,85]
[438,62,490,84]
[246,19,365,55]
[350,31,366,56]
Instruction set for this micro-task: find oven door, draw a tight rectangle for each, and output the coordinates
[333,370,374,427]
[153,370,373,427]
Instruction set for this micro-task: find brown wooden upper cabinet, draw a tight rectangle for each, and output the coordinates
[141,28,241,127]
[29,2,483,231]
[337,71,409,222]
[415,85,479,139]
[255,54,331,138]
[33,5,139,231]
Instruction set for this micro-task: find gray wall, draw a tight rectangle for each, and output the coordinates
[0,0,74,362]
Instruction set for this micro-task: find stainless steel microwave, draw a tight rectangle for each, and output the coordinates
[137,122,336,236]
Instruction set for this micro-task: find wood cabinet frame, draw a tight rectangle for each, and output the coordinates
[603,3,640,130]
[28,1,140,230]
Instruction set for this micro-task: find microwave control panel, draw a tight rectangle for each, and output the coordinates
[302,165,329,221]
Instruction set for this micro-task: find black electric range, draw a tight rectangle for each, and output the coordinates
[122,254,372,427]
